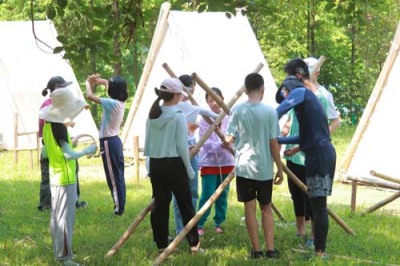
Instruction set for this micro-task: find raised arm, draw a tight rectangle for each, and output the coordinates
[86,74,108,104]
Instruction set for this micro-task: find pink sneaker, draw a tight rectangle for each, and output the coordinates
[215,226,224,234]
[197,228,205,236]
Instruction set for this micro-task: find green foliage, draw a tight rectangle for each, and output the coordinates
[1,0,400,123]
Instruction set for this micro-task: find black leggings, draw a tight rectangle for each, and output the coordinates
[287,160,311,218]
[309,196,328,252]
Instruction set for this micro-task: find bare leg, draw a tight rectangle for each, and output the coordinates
[295,216,306,236]
[260,202,274,251]
[244,200,260,251]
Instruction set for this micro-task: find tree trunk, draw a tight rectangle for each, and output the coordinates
[307,0,316,55]
[112,0,122,76]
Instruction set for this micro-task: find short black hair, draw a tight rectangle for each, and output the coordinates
[244,73,264,92]
[108,76,128,102]
[178,74,195,87]
[284,58,310,79]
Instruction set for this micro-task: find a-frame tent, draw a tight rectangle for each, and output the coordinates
[339,22,400,182]
[0,20,98,150]
[121,3,277,156]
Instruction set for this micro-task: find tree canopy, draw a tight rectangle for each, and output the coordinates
[1,0,399,125]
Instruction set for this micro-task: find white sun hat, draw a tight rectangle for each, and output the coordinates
[39,87,89,123]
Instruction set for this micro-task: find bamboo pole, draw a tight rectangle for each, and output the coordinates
[121,2,171,145]
[370,170,400,185]
[351,181,357,212]
[339,23,400,178]
[347,176,400,191]
[106,199,154,257]
[283,164,355,235]
[194,63,264,152]
[133,136,140,183]
[161,63,198,105]
[162,63,235,156]
[106,63,264,258]
[364,191,400,214]
[191,72,231,115]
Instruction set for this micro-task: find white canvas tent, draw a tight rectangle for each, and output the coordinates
[339,22,400,182]
[0,20,98,150]
[121,3,277,155]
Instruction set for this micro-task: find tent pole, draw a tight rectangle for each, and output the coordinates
[339,23,400,179]
[121,2,171,146]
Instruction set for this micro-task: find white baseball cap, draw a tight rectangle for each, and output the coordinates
[303,57,320,73]
[159,78,188,97]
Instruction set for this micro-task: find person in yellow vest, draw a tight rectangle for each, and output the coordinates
[39,85,97,266]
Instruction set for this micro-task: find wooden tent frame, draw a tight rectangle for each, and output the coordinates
[120,2,171,147]
[339,22,400,212]
[339,22,400,179]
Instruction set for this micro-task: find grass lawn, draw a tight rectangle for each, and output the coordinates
[1,125,400,265]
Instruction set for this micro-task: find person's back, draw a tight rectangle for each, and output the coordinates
[145,105,187,158]
[230,101,278,180]
[276,76,331,154]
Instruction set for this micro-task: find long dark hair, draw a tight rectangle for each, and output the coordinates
[50,123,68,147]
[148,87,175,119]
[108,76,128,102]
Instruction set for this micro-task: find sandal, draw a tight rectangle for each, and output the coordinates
[215,226,224,234]
[191,242,205,255]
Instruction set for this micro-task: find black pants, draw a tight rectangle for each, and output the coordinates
[100,136,126,215]
[149,157,199,249]
[310,196,328,252]
[287,160,311,219]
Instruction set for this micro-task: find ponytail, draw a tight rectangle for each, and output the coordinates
[149,96,162,119]
[42,88,49,97]
[148,87,176,119]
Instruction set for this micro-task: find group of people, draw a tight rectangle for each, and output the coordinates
[38,55,337,264]
[38,74,128,266]
[145,56,337,260]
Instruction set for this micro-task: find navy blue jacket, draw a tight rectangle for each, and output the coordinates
[276,87,331,154]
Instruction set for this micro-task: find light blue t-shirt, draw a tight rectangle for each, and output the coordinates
[99,98,125,138]
[144,105,194,179]
[227,101,280,181]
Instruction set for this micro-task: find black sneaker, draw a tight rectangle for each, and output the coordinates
[76,201,88,209]
[249,250,264,259]
[38,205,51,211]
[265,249,280,259]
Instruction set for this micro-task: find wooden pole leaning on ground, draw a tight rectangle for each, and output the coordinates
[283,164,355,235]
[364,191,400,214]
[106,63,264,259]
[106,199,154,257]
[363,170,400,214]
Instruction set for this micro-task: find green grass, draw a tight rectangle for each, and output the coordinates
[1,125,400,265]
